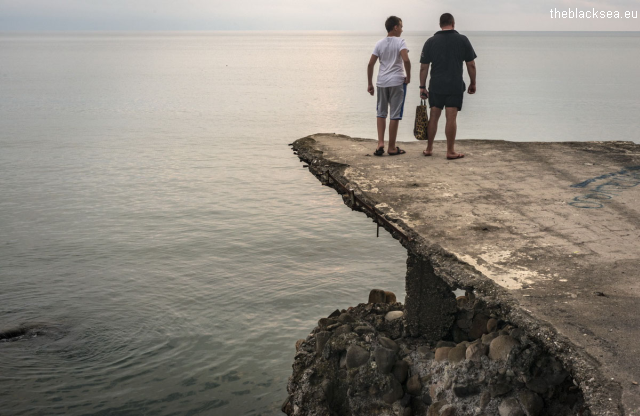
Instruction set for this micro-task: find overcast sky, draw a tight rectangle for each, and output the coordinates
[1,0,639,31]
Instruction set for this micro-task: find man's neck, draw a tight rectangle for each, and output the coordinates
[440,26,454,31]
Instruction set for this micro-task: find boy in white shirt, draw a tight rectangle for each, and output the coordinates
[367,16,411,156]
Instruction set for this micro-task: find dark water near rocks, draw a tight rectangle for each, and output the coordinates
[0,31,638,415]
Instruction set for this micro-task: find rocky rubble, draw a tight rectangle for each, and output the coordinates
[283,290,587,416]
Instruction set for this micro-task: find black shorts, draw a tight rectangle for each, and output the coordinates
[428,91,464,111]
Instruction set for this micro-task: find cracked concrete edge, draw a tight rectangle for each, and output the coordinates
[291,134,624,416]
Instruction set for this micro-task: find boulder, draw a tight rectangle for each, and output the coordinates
[316,331,331,356]
[469,313,490,339]
[392,359,410,383]
[452,383,480,398]
[417,346,435,360]
[427,400,446,416]
[487,318,498,333]
[517,390,544,416]
[369,289,387,304]
[490,383,513,398]
[379,337,399,353]
[489,335,520,361]
[407,374,422,396]
[383,378,404,404]
[346,345,369,369]
[373,346,396,373]
[498,397,525,416]
[440,404,457,416]
[435,347,452,362]
[448,345,467,364]
[385,311,404,322]
[334,324,352,335]
[482,331,500,345]
[328,309,341,318]
[354,325,374,336]
[318,318,337,328]
[337,313,356,323]
[436,341,457,348]
[384,291,397,304]
[295,339,305,351]
[466,342,488,361]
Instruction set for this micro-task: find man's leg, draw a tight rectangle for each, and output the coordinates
[377,117,386,149]
[424,107,442,155]
[445,107,463,158]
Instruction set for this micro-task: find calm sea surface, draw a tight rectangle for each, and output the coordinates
[1,31,639,415]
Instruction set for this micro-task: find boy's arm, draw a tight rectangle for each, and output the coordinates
[367,54,378,95]
[419,63,430,98]
[400,49,411,84]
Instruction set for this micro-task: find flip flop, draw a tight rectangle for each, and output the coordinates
[446,153,465,160]
[388,147,406,156]
[423,150,432,157]
[374,147,384,156]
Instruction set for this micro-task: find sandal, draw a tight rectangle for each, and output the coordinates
[388,147,406,156]
[374,147,385,156]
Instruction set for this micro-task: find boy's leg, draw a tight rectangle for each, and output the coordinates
[388,84,407,153]
[388,119,399,151]
[377,117,386,149]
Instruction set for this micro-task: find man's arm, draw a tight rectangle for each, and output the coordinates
[400,49,411,84]
[419,63,430,98]
[465,60,476,94]
[367,54,378,95]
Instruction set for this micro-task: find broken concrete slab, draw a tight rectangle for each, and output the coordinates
[292,133,640,415]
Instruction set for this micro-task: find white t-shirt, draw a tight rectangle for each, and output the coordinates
[372,37,409,88]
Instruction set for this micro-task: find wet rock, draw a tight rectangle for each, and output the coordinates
[328,309,341,318]
[346,345,369,369]
[490,382,513,397]
[337,313,356,324]
[406,374,422,396]
[482,331,500,345]
[385,311,404,322]
[334,324,352,336]
[489,335,519,361]
[435,347,453,362]
[318,318,337,328]
[392,359,409,383]
[379,337,399,353]
[469,313,490,339]
[373,346,396,373]
[453,383,480,398]
[384,291,397,304]
[448,345,467,364]
[383,378,404,404]
[487,318,498,333]
[295,339,305,351]
[499,397,525,416]
[517,390,544,416]
[354,326,374,336]
[316,331,331,356]
[466,342,487,361]
[369,289,387,304]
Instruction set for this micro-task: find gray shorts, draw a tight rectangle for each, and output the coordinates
[377,83,407,120]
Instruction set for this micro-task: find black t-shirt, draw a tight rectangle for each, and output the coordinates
[420,30,477,95]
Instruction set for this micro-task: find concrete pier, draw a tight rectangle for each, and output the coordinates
[292,134,640,415]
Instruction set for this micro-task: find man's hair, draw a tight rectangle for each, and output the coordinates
[439,13,455,27]
[385,16,402,33]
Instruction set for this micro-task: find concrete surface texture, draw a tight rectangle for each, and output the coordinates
[292,134,640,415]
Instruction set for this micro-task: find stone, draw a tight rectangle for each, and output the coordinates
[328,309,341,318]
[384,291,397,304]
[403,406,412,416]
[392,359,410,383]
[295,339,305,351]
[466,342,488,361]
[448,345,467,364]
[354,326,374,336]
[383,378,404,404]
[369,289,387,304]
[337,313,356,323]
[453,383,480,398]
[490,383,513,397]
[498,397,525,416]
[334,324,352,335]
[487,318,498,333]
[346,345,369,369]
[385,311,404,322]
[406,374,422,396]
[435,347,452,362]
[482,331,500,345]
[456,311,474,330]
[339,352,347,368]
[429,383,441,401]
[525,378,548,394]
[436,341,457,348]
[316,331,331,356]
[417,346,435,360]
[510,328,525,340]
[489,335,520,361]
[469,313,490,339]
[440,404,457,416]
[517,390,544,416]
[451,326,469,343]
[281,395,292,414]
[318,318,337,328]
[479,391,491,409]
[401,393,412,407]
[379,337,399,353]
[427,400,446,416]
[456,295,469,308]
[373,346,396,373]
[422,393,432,405]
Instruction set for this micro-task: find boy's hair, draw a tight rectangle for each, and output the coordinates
[439,13,455,27]
[385,16,402,33]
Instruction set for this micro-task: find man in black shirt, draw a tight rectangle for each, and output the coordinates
[419,13,477,159]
